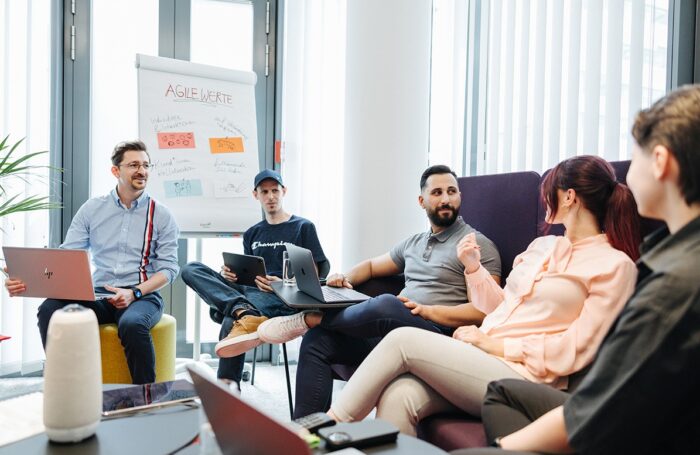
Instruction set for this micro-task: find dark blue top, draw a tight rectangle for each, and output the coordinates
[243,215,327,277]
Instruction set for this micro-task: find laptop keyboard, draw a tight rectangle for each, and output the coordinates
[321,286,355,302]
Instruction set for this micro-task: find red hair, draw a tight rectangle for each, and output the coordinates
[541,155,641,261]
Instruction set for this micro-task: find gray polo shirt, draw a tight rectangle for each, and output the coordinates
[389,216,501,307]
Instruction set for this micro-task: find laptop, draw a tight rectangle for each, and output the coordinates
[282,243,369,305]
[188,366,312,455]
[222,252,266,287]
[2,247,115,301]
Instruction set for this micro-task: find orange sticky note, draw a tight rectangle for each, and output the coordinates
[157,132,196,149]
[275,140,282,164]
[209,137,244,154]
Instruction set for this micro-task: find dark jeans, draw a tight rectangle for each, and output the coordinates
[450,379,570,455]
[37,288,163,384]
[294,294,453,418]
[180,262,297,383]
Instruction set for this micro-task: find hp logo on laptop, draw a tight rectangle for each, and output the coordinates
[44,268,54,279]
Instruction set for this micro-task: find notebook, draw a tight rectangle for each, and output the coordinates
[2,247,115,301]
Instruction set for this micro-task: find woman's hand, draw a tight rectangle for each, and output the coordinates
[457,233,481,274]
[453,325,504,357]
[399,296,434,321]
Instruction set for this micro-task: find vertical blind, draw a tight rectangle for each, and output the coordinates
[429,0,670,175]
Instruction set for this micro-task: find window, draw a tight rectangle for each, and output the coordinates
[90,0,159,196]
[187,0,255,344]
[0,0,52,374]
[429,0,670,175]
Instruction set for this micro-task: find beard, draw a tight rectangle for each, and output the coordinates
[427,204,459,228]
[130,174,147,190]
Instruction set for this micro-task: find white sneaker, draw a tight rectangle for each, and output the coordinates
[257,312,310,344]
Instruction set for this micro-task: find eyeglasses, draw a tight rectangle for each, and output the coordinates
[119,162,153,171]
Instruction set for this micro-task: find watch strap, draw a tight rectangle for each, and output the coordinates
[129,286,143,299]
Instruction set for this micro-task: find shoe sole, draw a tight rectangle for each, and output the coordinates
[215,333,263,358]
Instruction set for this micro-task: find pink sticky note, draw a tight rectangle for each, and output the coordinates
[157,132,196,149]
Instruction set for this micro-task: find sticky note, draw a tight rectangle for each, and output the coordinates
[157,132,196,149]
[209,137,244,154]
[163,179,203,198]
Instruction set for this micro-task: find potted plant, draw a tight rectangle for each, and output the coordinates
[0,135,61,218]
[0,134,61,342]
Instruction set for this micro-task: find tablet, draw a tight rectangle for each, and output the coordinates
[102,379,198,417]
[222,252,267,286]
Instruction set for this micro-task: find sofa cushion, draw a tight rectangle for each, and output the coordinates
[416,413,487,451]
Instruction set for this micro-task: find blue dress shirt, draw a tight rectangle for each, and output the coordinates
[61,188,180,287]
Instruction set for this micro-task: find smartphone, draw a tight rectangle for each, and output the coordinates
[318,419,399,449]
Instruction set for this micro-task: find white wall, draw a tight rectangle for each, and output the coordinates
[342,0,432,269]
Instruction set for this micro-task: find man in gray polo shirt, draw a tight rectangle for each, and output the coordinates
[258,164,502,417]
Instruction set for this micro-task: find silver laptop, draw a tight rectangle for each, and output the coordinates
[2,247,115,301]
[188,366,312,455]
[285,243,369,304]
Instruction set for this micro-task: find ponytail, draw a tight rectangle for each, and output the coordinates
[542,156,642,261]
[604,182,641,261]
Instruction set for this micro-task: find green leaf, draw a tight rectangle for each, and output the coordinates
[0,135,63,219]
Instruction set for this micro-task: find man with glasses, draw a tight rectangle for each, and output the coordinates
[4,140,180,384]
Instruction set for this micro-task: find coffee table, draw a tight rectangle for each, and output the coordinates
[6,402,447,454]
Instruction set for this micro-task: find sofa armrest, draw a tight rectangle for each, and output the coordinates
[354,275,405,297]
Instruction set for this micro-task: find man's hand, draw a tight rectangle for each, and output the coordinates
[453,325,504,356]
[104,285,136,310]
[220,265,238,283]
[4,267,26,296]
[255,275,280,293]
[457,232,482,274]
[326,273,353,289]
[399,296,434,321]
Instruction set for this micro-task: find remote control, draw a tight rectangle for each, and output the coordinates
[294,412,337,433]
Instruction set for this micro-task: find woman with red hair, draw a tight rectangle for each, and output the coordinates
[325,155,641,436]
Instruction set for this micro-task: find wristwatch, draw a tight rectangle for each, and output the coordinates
[129,286,143,300]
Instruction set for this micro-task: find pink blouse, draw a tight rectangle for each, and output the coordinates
[467,234,637,388]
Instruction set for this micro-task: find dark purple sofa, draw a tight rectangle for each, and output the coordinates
[335,161,664,451]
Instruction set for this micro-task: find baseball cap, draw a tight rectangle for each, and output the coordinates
[254,169,284,189]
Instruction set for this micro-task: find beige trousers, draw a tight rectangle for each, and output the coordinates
[330,327,524,436]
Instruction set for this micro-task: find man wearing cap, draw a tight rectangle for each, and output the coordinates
[180,169,327,389]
